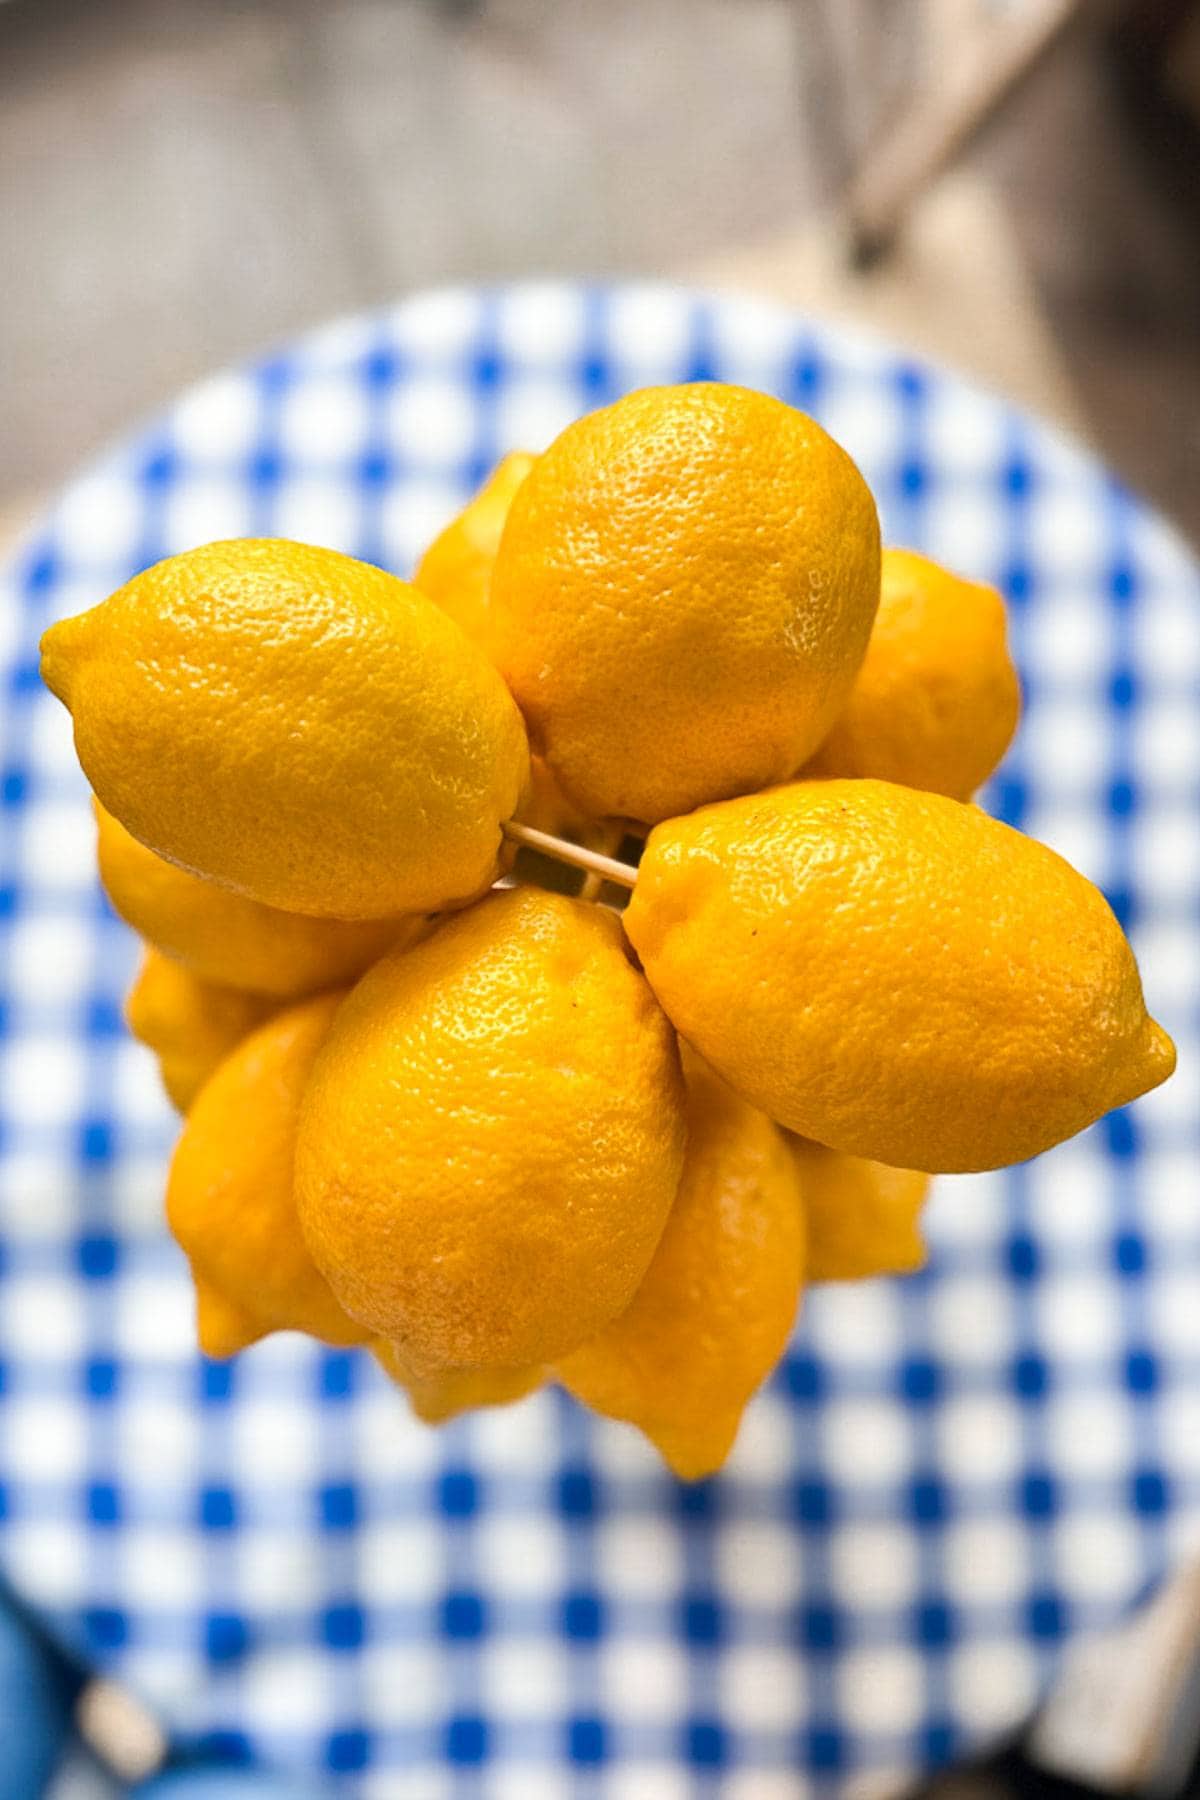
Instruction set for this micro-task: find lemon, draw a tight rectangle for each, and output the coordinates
[787,1137,929,1281]
[414,455,615,853]
[126,949,277,1113]
[804,548,1020,798]
[98,800,421,999]
[415,452,537,644]
[41,539,529,919]
[295,887,687,1370]
[557,1050,805,1479]
[166,991,367,1356]
[373,1340,543,1425]
[624,780,1175,1173]
[489,383,880,822]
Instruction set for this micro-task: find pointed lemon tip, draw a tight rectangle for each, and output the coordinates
[383,1354,544,1425]
[651,1412,741,1483]
[407,1385,463,1426]
[38,617,82,708]
[196,1281,264,1358]
[1109,1016,1177,1113]
[1145,1019,1177,1087]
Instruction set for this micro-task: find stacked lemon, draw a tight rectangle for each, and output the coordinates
[41,383,1173,1480]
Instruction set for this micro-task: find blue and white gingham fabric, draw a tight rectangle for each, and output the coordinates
[1,282,1199,1799]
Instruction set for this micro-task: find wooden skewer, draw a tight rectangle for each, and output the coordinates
[502,819,638,891]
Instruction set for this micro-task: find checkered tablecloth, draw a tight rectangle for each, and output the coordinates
[2,282,1199,1799]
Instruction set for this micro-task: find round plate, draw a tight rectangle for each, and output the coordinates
[2,283,1198,1799]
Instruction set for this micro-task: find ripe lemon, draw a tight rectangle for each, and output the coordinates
[414,455,611,850]
[415,452,537,643]
[373,1339,543,1424]
[804,548,1021,797]
[624,780,1175,1173]
[295,887,687,1371]
[166,991,367,1357]
[97,800,422,1000]
[557,1050,805,1479]
[787,1136,929,1281]
[126,949,277,1113]
[41,539,530,919]
[489,383,880,822]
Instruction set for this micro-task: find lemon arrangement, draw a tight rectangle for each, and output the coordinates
[40,382,1175,1481]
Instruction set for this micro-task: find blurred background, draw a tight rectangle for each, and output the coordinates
[2,0,1198,550]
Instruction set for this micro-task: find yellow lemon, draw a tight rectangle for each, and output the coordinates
[624,780,1175,1173]
[373,1339,543,1425]
[557,1050,805,1479]
[98,800,422,1000]
[415,452,537,643]
[295,887,687,1370]
[787,1136,929,1281]
[489,384,880,822]
[166,991,367,1357]
[126,949,277,1113]
[413,454,611,850]
[804,548,1021,797]
[41,538,529,918]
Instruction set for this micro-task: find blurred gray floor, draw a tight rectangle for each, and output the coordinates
[2,0,1199,542]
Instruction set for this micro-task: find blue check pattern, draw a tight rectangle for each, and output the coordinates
[1,283,1199,1798]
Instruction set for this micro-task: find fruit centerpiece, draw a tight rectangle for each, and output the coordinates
[40,383,1174,1480]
